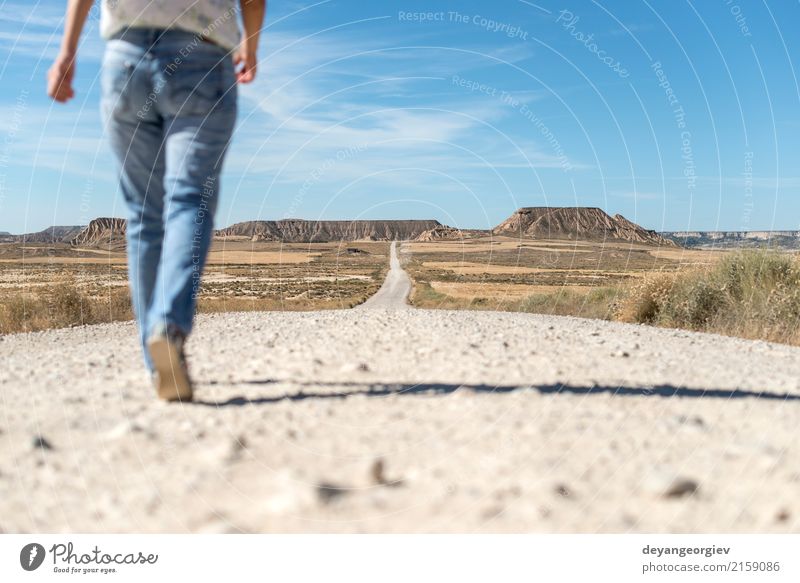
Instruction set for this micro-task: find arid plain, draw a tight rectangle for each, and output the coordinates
[2,209,800,533]
[0,234,726,334]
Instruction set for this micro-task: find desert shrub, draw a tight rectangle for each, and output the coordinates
[0,284,134,334]
[102,288,133,321]
[616,250,800,344]
[47,283,93,328]
[0,295,38,333]
[616,273,676,324]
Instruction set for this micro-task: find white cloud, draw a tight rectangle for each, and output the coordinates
[229,28,575,189]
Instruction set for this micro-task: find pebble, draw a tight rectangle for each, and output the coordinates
[645,471,699,498]
[340,362,370,373]
[316,482,349,504]
[554,483,572,498]
[370,458,403,487]
[223,435,248,463]
[31,435,53,451]
[674,414,706,429]
[775,508,790,523]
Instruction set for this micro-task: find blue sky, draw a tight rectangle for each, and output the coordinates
[0,0,798,234]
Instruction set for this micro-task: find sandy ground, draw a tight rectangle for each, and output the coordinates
[1,244,800,533]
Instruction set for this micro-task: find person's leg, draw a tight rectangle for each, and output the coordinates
[100,37,166,371]
[148,40,237,339]
[148,114,234,336]
[114,121,166,369]
[142,35,237,400]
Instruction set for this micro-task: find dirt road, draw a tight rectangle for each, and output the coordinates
[357,241,411,309]
[2,245,800,533]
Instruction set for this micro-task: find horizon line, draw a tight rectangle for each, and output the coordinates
[3,216,800,237]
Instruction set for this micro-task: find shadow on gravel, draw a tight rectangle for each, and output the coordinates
[193,380,800,407]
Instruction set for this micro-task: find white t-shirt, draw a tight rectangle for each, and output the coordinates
[100,0,240,51]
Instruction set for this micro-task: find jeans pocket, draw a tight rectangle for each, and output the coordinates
[164,57,225,117]
[101,51,135,119]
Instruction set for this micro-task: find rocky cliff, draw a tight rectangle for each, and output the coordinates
[70,217,127,248]
[217,219,442,242]
[493,207,676,246]
[16,209,681,248]
[662,231,800,249]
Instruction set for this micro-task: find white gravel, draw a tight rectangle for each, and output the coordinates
[2,245,800,533]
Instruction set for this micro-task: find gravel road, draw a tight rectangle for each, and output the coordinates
[358,241,411,309]
[2,245,800,533]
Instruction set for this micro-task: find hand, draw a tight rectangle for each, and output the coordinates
[47,52,76,102]
[234,48,257,83]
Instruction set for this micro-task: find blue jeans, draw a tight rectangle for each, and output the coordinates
[100,28,237,370]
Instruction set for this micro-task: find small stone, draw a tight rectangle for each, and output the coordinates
[613,350,630,358]
[776,508,790,523]
[675,414,705,428]
[371,458,387,485]
[31,435,53,451]
[554,483,572,498]
[371,458,403,487]
[340,362,370,373]
[224,435,248,463]
[646,472,698,499]
[316,482,348,504]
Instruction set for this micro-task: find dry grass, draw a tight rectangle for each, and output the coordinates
[407,239,800,347]
[429,281,593,299]
[616,250,800,345]
[0,283,132,334]
[0,281,379,334]
[421,261,548,275]
[205,250,319,264]
[411,280,621,320]
[0,241,389,334]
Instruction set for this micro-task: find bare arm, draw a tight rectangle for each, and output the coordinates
[235,0,266,83]
[47,0,94,102]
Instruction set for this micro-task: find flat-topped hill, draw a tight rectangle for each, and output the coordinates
[493,207,676,246]
[216,219,442,242]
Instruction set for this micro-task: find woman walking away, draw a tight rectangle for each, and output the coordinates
[47,0,266,402]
